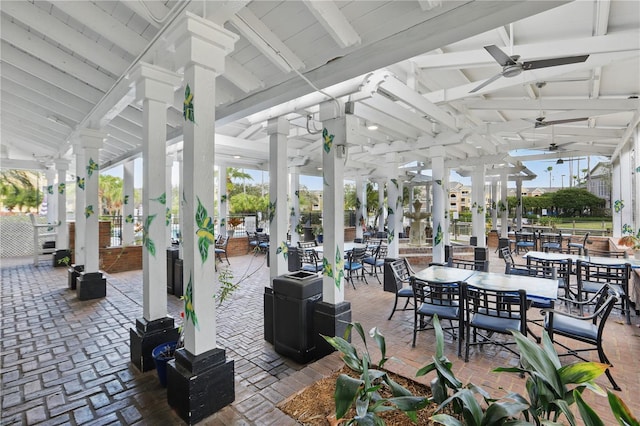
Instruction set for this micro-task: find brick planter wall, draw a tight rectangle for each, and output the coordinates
[69,221,111,250]
[100,246,142,273]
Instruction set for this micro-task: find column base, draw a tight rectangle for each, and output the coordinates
[76,271,106,300]
[313,301,352,359]
[130,317,179,372]
[167,347,234,425]
[68,264,84,290]
[53,249,71,268]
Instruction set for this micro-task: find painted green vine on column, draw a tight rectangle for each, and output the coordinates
[183,272,199,329]
[47,185,53,195]
[84,205,94,218]
[124,194,129,205]
[86,158,98,177]
[614,200,624,213]
[142,214,156,257]
[58,183,65,194]
[125,214,134,224]
[195,196,215,264]
[276,242,289,259]
[268,200,276,223]
[434,224,443,246]
[322,128,334,153]
[77,176,85,190]
[165,208,171,226]
[183,84,194,123]
[151,192,166,205]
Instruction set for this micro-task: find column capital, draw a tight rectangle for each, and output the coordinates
[129,62,181,104]
[167,12,238,74]
[54,159,70,171]
[429,145,445,157]
[266,116,289,135]
[75,128,106,150]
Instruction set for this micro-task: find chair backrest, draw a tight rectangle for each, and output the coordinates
[349,247,367,263]
[462,283,527,334]
[216,235,228,248]
[576,259,630,288]
[390,259,411,291]
[375,243,388,260]
[411,277,461,310]
[581,232,590,245]
[300,248,319,265]
[526,256,572,282]
[585,248,627,258]
[298,240,317,249]
[515,231,533,243]
[258,233,270,243]
[500,247,515,267]
[540,232,562,245]
[447,257,488,272]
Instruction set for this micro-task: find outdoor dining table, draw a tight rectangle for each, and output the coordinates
[413,265,559,302]
[523,250,640,269]
[313,242,367,254]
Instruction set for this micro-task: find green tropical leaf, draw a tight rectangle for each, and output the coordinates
[183,84,194,123]
[198,237,210,263]
[76,176,85,190]
[146,238,156,257]
[125,214,134,223]
[574,390,604,426]
[323,257,333,278]
[152,192,166,205]
[165,208,171,226]
[195,196,206,227]
[184,272,199,329]
[434,224,443,246]
[335,374,363,419]
[86,158,99,177]
[483,400,529,425]
[124,194,129,205]
[322,128,334,153]
[558,362,608,386]
[84,205,94,218]
[432,414,464,426]
[608,390,640,426]
[58,183,65,194]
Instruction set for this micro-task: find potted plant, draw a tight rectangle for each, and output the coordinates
[227,217,243,237]
[152,312,184,388]
[618,228,640,259]
[313,225,323,243]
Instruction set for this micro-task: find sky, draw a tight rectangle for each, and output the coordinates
[102,154,607,191]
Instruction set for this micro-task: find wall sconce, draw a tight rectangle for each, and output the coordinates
[367,123,378,131]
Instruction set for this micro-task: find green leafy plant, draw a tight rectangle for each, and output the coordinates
[322,322,429,425]
[214,267,238,307]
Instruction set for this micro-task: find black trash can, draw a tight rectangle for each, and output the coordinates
[167,247,179,295]
[287,246,302,272]
[498,238,510,258]
[264,287,274,344]
[273,271,322,364]
[383,258,399,293]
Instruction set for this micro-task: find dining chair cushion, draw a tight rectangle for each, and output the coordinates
[397,287,414,297]
[302,264,322,273]
[544,314,597,342]
[470,313,523,334]
[417,300,459,319]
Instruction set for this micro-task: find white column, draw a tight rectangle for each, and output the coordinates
[122,159,135,245]
[290,167,301,246]
[320,101,348,305]
[620,143,633,238]
[78,129,106,273]
[54,160,69,250]
[267,116,289,279]
[387,172,401,257]
[500,172,508,238]
[218,164,227,236]
[166,156,175,244]
[355,176,364,240]
[491,181,498,230]
[377,180,385,232]
[471,166,486,247]
[177,152,184,258]
[612,157,622,238]
[443,166,451,246]
[45,168,56,224]
[170,14,238,355]
[431,146,445,264]
[634,127,640,234]
[131,62,181,322]
[73,144,86,266]
[515,179,523,231]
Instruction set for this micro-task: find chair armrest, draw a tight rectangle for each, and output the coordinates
[540,307,600,321]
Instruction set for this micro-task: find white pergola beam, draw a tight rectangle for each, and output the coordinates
[224,57,265,93]
[362,94,435,134]
[302,0,361,48]
[52,1,148,56]
[2,1,129,76]
[120,1,171,29]
[464,98,638,111]
[1,17,114,92]
[230,8,305,73]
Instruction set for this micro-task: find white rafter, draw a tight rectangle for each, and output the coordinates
[302,0,361,49]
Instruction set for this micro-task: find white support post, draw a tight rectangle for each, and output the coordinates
[377,181,385,233]
[177,152,184,259]
[122,159,135,246]
[620,143,633,238]
[72,144,86,268]
[267,116,289,279]
[54,159,69,251]
[491,181,498,230]
[431,146,445,264]
[612,157,622,238]
[500,172,508,238]
[219,163,228,236]
[166,156,175,244]
[387,170,400,257]
[355,177,364,240]
[515,179,523,231]
[45,168,56,224]
[634,127,640,235]
[443,166,451,247]
[471,166,486,247]
[290,167,301,246]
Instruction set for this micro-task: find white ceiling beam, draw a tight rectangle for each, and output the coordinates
[1,127,62,154]
[464,98,638,111]
[354,103,421,140]
[413,30,639,69]
[2,1,129,76]
[0,159,48,171]
[594,0,611,36]
[120,0,171,29]
[518,126,623,138]
[1,17,114,92]
[428,51,639,103]
[361,94,435,134]
[1,63,93,116]
[378,76,457,131]
[418,0,442,12]
[230,8,305,73]
[0,42,103,104]
[237,123,264,139]
[611,110,640,161]
[2,108,70,139]
[496,26,511,47]
[1,80,85,123]
[223,57,264,93]
[105,125,140,148]
[52,1,148,56]
[302,0,361,48]
[109,116,143,140]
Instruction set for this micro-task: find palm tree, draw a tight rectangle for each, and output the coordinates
[546,166,553,189]
[99,175,123,215]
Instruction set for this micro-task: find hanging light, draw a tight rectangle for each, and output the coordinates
[367,122,378,131]
[556,159,564,165]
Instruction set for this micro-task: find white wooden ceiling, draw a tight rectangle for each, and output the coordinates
[1,0,638,182]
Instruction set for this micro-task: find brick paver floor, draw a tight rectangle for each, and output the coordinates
[2,247,639,425]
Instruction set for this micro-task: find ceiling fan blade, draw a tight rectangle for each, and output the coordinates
[535,117,589,128]
[484,45,517,66]
[469,72,503,93]
[522,55,589,70]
